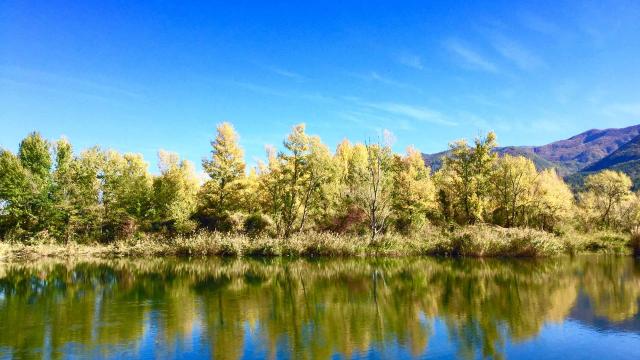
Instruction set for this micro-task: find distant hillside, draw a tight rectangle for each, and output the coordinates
[422,124,640,189]
[531,125,640,172]
[496,146,561,172]
[423,146,560,172]
[585,134,640,172]
[422,150,448,171]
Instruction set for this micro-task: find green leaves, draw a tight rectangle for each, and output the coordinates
[199,122,247,225]
[153,150,199,233]
[18,132,52,180]
[438,132,498,225]
[2,126,631,244]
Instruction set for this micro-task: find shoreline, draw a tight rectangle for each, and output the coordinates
[1,225,633,261]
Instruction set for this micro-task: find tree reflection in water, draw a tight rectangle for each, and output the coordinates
[0,256,639,359]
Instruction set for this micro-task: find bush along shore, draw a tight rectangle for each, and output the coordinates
[2,124,640,259]
[1,226,634,261]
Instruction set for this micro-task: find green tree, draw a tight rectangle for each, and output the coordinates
[102,151,153,240]
[437,132,497,225]
[153,150,200,233]
[18,132,52,180]
[270,124,334,236]
[50,138,75,240]
[48,138,104,242]
[66,147,105,240]
[0,133,54,239]
[0,149,31,239]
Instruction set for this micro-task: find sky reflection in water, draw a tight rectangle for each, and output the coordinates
[0,256,639,359]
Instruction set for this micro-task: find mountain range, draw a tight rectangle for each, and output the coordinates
[422,124,640,189]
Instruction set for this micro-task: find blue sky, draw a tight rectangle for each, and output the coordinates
[2,1,640,173]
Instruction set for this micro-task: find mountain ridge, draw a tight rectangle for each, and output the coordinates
[422,124,640,188]
[585,134,640,172]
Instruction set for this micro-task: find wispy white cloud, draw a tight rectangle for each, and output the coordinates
[456,111,492,130]
[337,109,416,137]
[573,1,640,47]
[368,72,409,88]
[349,71,419,91]
[0,66,144,101]
[230,81,291,97]
[396,53,424,70]
[363,102,457,126]
[266,66,306,81]
[444,38,498,73]
[488,33,544,70]
[228,80,333,102]
[337,109,410,131]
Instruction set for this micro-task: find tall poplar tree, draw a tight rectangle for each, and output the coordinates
[199,122,246,229]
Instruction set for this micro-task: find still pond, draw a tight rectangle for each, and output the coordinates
[0,256,639,359]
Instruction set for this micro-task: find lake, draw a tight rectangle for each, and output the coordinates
[0,256,639,359]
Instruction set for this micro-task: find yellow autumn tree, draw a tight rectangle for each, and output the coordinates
[436,132,497,225]
[491,155,537,228]
[392,146,437,233]
[198,122,246,230]
[579,170,633,229]
[257,145,286,234]
[264,124,335,236]
[352,142,394,241]
[325,139,369,234]
[530,169,574,231]
[153,150,199,233]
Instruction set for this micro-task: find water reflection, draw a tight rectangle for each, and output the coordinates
[0,256,639,359]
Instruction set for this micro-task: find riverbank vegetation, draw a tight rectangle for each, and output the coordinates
[1,123,639,258]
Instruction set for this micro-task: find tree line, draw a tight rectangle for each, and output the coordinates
[1,123,638,243]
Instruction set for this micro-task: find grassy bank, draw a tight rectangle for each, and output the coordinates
[1,225,634,261]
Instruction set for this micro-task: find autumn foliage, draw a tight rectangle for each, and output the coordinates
[1,125,639,246]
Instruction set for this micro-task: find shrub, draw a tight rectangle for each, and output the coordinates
[423,225,563,257]
[243,213,273,237]
[323,206,368,235]
[194,211,241,233]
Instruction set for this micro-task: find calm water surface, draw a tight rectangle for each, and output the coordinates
[1,256,639,359]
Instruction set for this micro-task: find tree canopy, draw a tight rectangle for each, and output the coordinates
[1,126,636,243]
